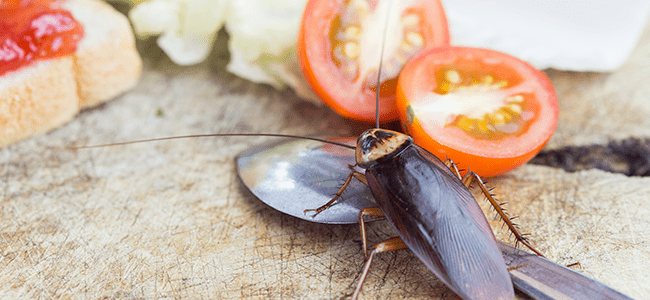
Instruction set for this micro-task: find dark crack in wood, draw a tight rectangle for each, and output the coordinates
[530,138,650,176]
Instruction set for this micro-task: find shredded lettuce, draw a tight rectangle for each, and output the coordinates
[129,0,227,66]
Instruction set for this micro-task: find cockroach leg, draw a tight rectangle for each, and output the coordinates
[303,170,366,216]
[358,207,384,258]
[462,170,545,257]
[351,237,408,300]
[507,262,530,272]
[443,158,463,179]
[443,159,545,257]
[351,170,369,186]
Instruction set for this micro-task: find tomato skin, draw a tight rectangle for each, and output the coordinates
[298,0,449,123]
[396,47,559,177]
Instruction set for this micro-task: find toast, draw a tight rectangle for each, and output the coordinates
[0,0,142,148]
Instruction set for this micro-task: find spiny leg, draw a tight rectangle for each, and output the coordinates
[444,159,545,257]
[444,158,463,179]
[507,262,530,272]
[358,207,385,258]
[350,165,368,186]
[463,171,544,256]
[303,168,367,216]
[351,237,408,300]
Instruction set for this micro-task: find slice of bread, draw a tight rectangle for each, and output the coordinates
[61,0,142,108]
[0,59,79,148]
[0,0,142,148]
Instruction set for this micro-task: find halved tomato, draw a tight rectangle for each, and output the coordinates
[298,0,449,123]
[397,47,559,177]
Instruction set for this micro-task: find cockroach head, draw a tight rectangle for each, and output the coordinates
[355,129,413,168]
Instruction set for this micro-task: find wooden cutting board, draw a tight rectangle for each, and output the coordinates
[2,20,650,300]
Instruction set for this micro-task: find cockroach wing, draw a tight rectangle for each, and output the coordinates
[413,145,500,237]
[365,145,513,300]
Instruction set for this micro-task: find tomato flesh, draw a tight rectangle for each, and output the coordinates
[1,0,83,76]
[397,47,559,177]
[299,0,449,123]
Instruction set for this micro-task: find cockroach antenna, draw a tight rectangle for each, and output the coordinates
[70,133,356,150]
[375,0,393,129]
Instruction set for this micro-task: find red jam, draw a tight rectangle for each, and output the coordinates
[1,0,83,76]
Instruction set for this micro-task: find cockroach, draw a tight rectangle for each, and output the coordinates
[318,128,542,299]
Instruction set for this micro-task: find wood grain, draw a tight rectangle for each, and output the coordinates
[1,21,650,300]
